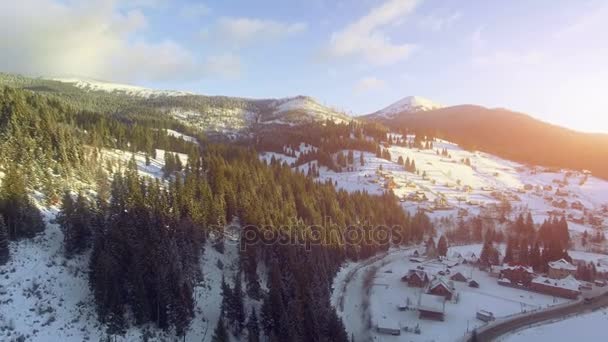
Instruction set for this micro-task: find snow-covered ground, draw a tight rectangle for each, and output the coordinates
[262,137,608,239]
[330,245,597,342]
[502,308,608,342]
[101,148,188,180]
[368,95,443,119]
[0,206,253,341]
[53,78,193,98]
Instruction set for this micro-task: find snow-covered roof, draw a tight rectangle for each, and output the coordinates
[429,278,454,293]
[532,275,581,292]
[376,315,400,330]
[548,258,577,271]
[418,293,446,313]
[503,265,534,273]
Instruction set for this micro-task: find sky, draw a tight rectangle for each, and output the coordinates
[1,0,607,133]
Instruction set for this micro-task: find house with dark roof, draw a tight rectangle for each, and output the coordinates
[450,272,468,282]
[403,269,430,288]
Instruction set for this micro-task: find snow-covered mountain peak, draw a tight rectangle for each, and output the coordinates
[374,95,442,118]
[52,77,194,98]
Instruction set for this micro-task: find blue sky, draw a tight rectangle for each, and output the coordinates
[1,0,607,132]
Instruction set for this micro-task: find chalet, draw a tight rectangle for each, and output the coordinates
[376,316,401,336]
[450,272,468,282]
[571,201,584,211]
[463,251,478,264]
[404,269,430,288]
[555,188,568,197]
[543,185,553,192]
[530,275,580,299]
[476,310,495,322]
[524,184,534,191]
[552,199,568,209]
[548,259,577,279]
[501,265,534,286]
[427,278,455,300]
[468,280,480,288]
[418,293,446,321]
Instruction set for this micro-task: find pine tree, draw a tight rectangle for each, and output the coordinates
[212,316,229,342]
[359,152,365,166]
[0,216,9,265]
[230,272,246,335]
[247,308,260,342]
[0,164,45,239]
[437,235,448,257]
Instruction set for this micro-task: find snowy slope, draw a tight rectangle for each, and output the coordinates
[53,78,193,98]
[260,135,608,239]
[368,96,442,119]
[263,96,352,125]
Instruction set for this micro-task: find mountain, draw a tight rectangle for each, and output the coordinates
[53,77,194,98]
[363,95,442,120]
[0,73,352,135]
[365,104,608,180]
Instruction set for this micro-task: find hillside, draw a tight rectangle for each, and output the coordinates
[363,105,608,180]
[0,73,353,135]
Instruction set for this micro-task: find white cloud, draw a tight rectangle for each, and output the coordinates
[0,0,230,83]
[354,77,386,93]
[211,17,307,48]
[418,11,461,32]
[324,0,422,66]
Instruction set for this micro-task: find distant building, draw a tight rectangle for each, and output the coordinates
[530,275,581,299]
[468,280,480,288]
[404,269,430,288]
[501,265,535,286]
[548,259,577,279]
[450,272,468,282]
[418,293,446,321]
[427,278,455,300]
[376,316,401,336]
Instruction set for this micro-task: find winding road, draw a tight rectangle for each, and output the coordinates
[471,290,608,341]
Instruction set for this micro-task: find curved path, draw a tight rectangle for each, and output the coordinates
[472,291,608,341]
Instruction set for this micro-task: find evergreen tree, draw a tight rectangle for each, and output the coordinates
[0,165,45,239]
[437,235,448,257]
[0,216,9,265]
[212,316,229,342]
[247,308,260,342]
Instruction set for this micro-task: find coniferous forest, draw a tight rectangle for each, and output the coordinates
[0,85,425,341]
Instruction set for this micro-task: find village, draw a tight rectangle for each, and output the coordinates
[364,240,608,341]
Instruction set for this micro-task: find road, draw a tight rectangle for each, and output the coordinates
[472,290,608,341]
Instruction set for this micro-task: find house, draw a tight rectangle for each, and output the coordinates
[468,280,480,288]
[418,293,446,321]
[530,275,581,299]
[571,201,584,211]
[548,259,577,279]
[376,316,401,336]
[450,272,468,282]
[463,251,478,264]
[405,269,430,288]
[501,265,535,286]
[476,310,495,322]
[427,278,455,300]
